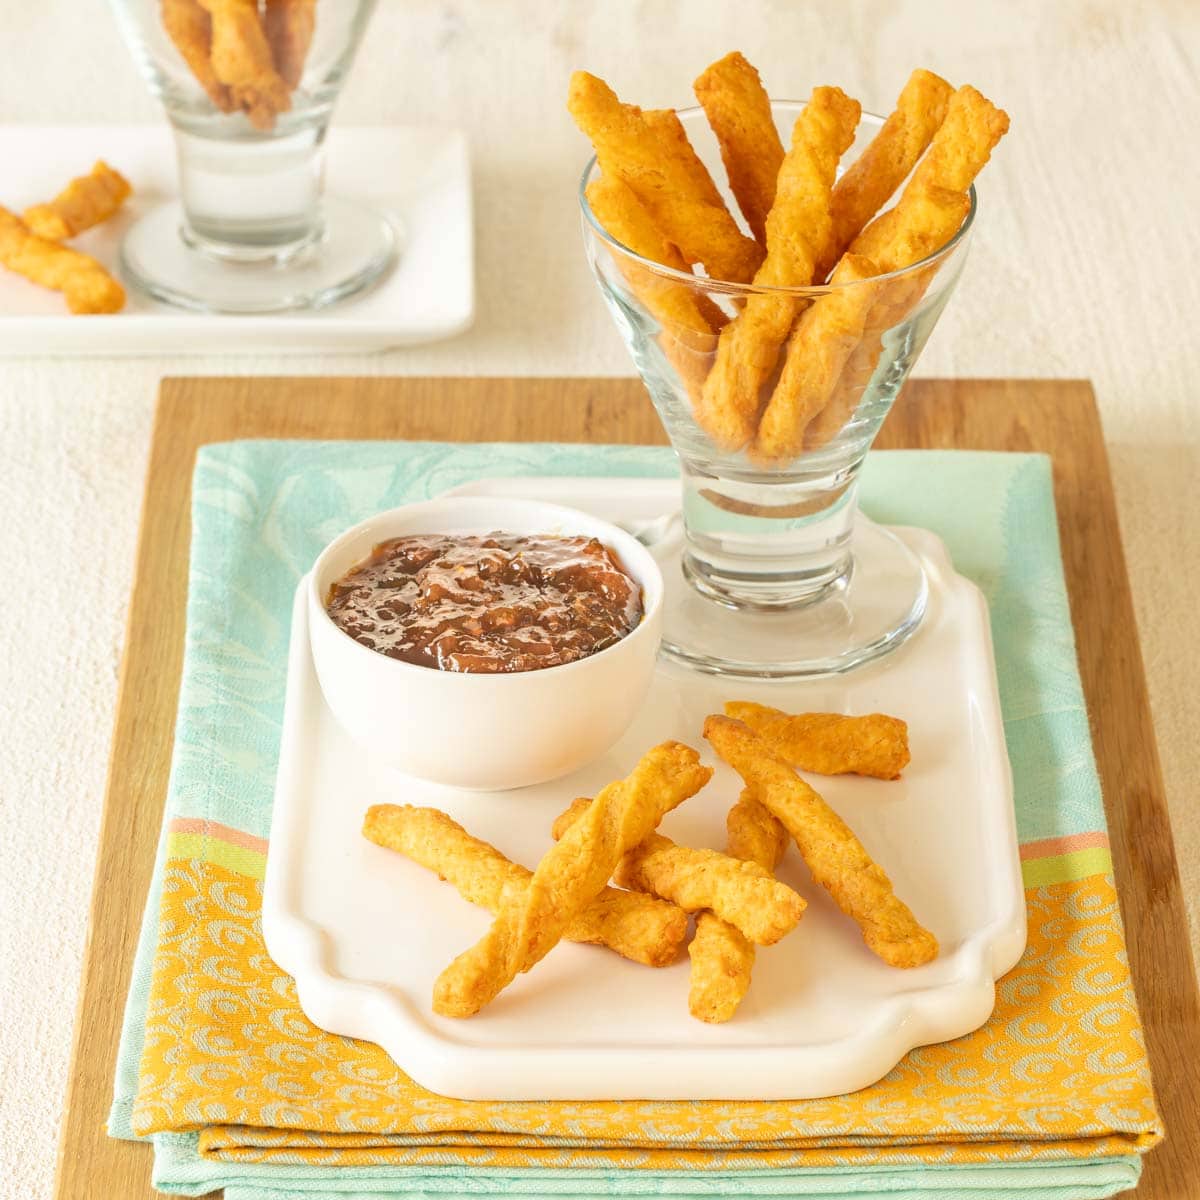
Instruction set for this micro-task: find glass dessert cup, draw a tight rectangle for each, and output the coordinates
[109,0,395,313]
[580,100,974,678]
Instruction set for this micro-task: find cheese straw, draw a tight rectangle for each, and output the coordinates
[724,701,911,779]
[813,68,953,282]
[850,85,1009,273]
[693,51,785,245]
[585,174,727,330]
[704,715,937,968]
[567,71,762,284]
[0,207,124,314]
[552,798,805,946]
[796,280,904,450]
[754,253,880,461]
[801,200,968,451]
[433,741,711,1018]
[264,0,317,90]
[362,805,687,968]
[160,0,235,111]
[803,85,1009,448]
[727,787,791,867]
[23,161,132,242]
[687,789,790,1023]
[199,0,291,131]
[694,86,861,451]
[585,174,725,405]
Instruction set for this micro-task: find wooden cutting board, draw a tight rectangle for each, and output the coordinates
[54,377,1199,1199]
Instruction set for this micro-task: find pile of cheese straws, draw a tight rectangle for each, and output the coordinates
[366,702,933,1025]
[571,53,1008,464]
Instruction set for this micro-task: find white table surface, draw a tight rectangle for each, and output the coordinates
[1,1,1197,1195]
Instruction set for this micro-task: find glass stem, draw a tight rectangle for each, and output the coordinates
[172,122,327,260]
[680,462,860,610]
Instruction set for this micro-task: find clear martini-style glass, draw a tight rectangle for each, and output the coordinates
[580,100,974,679]
[108,0,395,313]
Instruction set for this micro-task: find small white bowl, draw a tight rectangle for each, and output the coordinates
[307,496,664,790]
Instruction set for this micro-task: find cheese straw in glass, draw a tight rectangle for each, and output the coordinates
[108,0,395,312]
[580,100,974,678]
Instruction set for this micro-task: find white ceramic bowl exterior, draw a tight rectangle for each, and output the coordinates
[307,497,664,790]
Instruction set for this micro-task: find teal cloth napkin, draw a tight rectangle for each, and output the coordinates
[108,440,1151,1199]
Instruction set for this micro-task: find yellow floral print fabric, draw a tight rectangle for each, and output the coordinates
[132,834,1161,1170]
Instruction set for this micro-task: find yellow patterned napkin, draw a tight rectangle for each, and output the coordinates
[133,804,1160,1175]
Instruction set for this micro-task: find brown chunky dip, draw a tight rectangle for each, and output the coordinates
[326,532,643,674]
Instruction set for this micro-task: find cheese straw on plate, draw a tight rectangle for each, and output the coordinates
[705,715,937,969]
[363,804,688,968]
[687,789,790,1023]
[432,741,711,1018]
[552,797,805,946]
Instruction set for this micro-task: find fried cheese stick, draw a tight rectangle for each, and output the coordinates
[363,804,687,968]
[553,798,805,946]
[264,0,317,90]
[0,206,124,314]
[568,71,762,283]
[754,253,879,461]
[23,161,132,241]
[433,741,711,1017]
[813,68,953,282]
[687,789,790,1023]
[704,715,937,968]
[693,86,861,451]
[161,0,234,111]
[724,702,911,779]
[199,0,292,131]
[693,51,784,245]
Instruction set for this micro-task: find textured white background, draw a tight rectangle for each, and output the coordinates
[1,1,1197,1195]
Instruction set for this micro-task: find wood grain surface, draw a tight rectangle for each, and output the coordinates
[54,376,1199,1199]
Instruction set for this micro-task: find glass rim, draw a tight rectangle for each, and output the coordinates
[577,99,977,297]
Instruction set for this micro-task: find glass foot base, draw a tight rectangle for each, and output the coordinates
[120,197,399,314]
[656,518,928,679]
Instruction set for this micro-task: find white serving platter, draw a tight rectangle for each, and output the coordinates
[0,124,472,354]
[262,476,1026,1102]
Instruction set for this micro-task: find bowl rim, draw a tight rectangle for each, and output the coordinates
[307,495,664,683]
[577,99,977,297]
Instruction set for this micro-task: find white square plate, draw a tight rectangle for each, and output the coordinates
[0,124,472,354]
[262,477,1026,1101]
